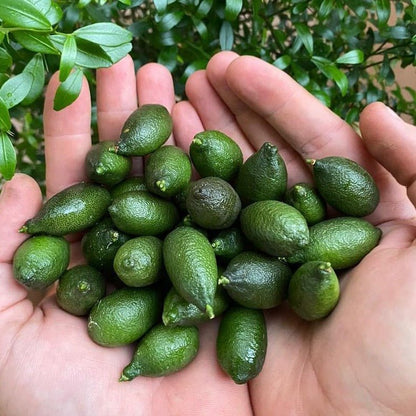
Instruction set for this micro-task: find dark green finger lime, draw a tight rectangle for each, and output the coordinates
[189,130,243,182]
[85,140,131,187]
[145,145,192,198]
[56,265,106,316]
[81,217,130,273]
[288,261,340,321]
[186,177,241,230]
[219,251,292,309]
[87,287,161,347]
[284,182,326,225]
[13,235,70,290]
[113,236,163,287]
[217,306,267,384]
[120,324,199,380]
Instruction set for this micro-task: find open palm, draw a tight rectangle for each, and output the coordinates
[1,53,416,416]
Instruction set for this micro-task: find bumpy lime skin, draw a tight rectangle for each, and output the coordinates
[13,235,70,290]
[216,306,267,384]
[120,324,199,380]
[20,182,112,236]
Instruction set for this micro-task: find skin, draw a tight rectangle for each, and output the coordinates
[0,52,416,415]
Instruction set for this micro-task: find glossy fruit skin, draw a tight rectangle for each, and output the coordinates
[113,236,163,287]
[189,130,243,182]
[81,217,130,273]
[87,287,161,347]
[145,145,192,198]
[240,200,309,257]
[220,251,292,309]
[186,177,241,230]
[13,235,70,290]
[288,261,340,321]
[162,286,229,327]
[56,265,106,316]
[211,227,246,262]
[108,191,179,236]
[110,176,148,199]
[287,217,382,269]
[217,306,267,384]
[115,104,172,156]
[120,324,199,380]
[85,140,132,187]
[284,182,326,225]
[20,182,111,236]
[163,226,218,315]
[310,156,379,217]
[235,142,287,205]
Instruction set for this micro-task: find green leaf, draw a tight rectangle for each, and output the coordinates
[157,12,184,32]
[21,53,45,105]
[318,0,334,19]
[53,68,83,111]
[31,0,61,25]
[154,0,168,13]
[196,0,213,18]
[294,22,313,55]
[0,97,11,131]
[0,0,52,30]
[101,42,132,65]
[0,72,33,108]
[182,59,207,79]
[59,36,77,82]
[51,35,113,69]
[118,0,132,5]
[327,66,349,96]
[376,0,391,25]
[225,0,243,21]
[220,21,234,50]
[74,23,133,47]
[335,49,364,65]
[12,31,59,55]
[0,48,12,73]
[192,16,208,40]
[158,46,178,72]
[0,132,16,180]
[273,55,291,70]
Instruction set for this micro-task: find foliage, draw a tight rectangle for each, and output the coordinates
[1,0,416,184]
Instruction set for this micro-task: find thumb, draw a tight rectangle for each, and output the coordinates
[360,102,416,211]
[0,173,42,312]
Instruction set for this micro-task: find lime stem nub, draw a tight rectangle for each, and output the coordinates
[305,158,316,166]
[119,373,130,382]
[218,276,230,286]
[18,225,28,233]
[206,304,215,319]
[108,144,118,154]
[192,138,203,146]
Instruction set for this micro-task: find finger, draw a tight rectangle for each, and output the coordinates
[96,55,138,142]
[360,102,416,216]
[225,56,371,161]
[136,63,176,145]
[206,51,310,185]
[225,56,410,224]
[44,72,92,197]
[185,70,254,159]
[172,100,204,151]
[0,174,42,262]
[0,174,42,313]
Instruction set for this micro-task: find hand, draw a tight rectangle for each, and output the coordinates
[0,56,251,416]
[172,52,416,415]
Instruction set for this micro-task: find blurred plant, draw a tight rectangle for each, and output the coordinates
[1,0,416,184]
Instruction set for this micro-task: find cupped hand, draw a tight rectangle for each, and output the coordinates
[0,56,251,416]
[173,51,416,415]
